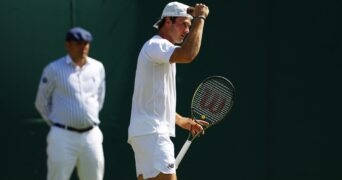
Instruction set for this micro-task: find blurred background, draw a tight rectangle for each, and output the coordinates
[0,0,341,179]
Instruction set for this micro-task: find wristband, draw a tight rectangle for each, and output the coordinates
[194,15,206,21]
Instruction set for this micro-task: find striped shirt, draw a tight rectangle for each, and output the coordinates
[35,55,106,128]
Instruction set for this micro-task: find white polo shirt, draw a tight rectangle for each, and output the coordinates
[128,35,178,139]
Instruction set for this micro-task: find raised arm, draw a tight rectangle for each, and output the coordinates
[170,3,210,63]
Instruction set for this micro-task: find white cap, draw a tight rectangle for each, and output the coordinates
[153,1,193,29]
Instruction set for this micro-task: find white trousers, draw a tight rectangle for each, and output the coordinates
[46,126,104,180]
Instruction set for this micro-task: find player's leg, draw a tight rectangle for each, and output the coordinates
[77,127,105,180]
[137,174,144,180]
[148,173,177,180]
[46,127,78,180]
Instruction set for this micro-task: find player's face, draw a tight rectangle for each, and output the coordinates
[66,41,90,61]
[169,17,191,44]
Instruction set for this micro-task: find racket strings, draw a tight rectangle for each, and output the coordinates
[192,79,234,125]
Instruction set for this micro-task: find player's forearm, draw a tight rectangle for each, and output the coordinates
[175,113,192,130]
[172,18,205,63]
[182,18,205,59]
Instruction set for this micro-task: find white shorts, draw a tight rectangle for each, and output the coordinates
[128,133,175,179]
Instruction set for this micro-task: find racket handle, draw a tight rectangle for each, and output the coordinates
[175,140,192,169]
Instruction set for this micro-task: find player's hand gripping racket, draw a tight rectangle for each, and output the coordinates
[175,76,235,169]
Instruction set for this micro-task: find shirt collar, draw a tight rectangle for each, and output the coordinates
[65,55,90,66]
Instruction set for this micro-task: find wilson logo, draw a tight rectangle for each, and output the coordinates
[200,88,226,114]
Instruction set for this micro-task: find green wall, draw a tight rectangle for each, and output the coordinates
[1,0,341,179]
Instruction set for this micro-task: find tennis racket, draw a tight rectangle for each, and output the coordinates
[175,75,235,169]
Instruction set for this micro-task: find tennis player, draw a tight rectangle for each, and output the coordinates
[128,1,209,180]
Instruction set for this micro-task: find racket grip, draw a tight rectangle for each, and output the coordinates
[175,140,192,169]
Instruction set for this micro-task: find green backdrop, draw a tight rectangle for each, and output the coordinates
[0,0,341,179]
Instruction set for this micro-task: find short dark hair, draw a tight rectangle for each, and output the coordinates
[157,17,177,30]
